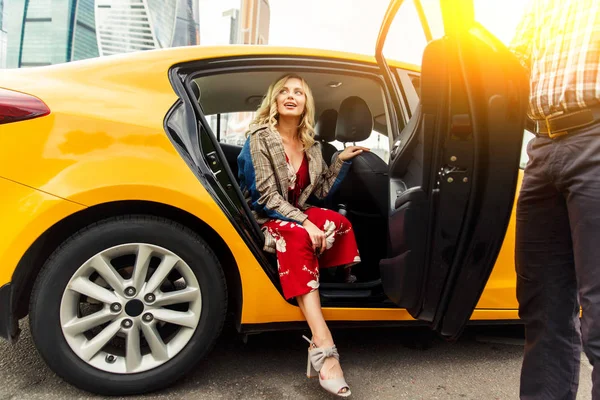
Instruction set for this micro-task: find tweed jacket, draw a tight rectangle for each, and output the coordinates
[237,124,351,253]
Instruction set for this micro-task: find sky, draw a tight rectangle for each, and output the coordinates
[200,0,530,61]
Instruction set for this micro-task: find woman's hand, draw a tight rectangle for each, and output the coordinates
[302,219,327,254]
[339,146,370,161]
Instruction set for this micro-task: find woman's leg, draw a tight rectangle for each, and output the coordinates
[262,220,320,299]
[262,217,348,388]
[297,290,346,384]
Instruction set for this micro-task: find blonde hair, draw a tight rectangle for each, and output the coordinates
[248,74,316,149]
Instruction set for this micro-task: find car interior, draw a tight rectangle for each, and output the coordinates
[191,70,397,305]
[168,9,527,320]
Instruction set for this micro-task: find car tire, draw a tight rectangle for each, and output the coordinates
[29,215,227,395]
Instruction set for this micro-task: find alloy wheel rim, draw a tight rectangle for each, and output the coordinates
[60,243,202,374]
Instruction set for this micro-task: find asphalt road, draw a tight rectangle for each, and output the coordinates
[0,322,593,400]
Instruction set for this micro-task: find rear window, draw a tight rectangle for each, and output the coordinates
[207,112,256,146]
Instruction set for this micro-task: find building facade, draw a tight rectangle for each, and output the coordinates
[6,0,98,68]
[95,0,199,56]
[5,0,199,68]
[239,0,269,44]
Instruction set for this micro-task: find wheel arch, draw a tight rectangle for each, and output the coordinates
[11,200,243,334]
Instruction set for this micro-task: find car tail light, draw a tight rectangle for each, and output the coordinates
[0,88,50,125]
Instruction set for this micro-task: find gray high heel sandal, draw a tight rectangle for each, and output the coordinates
[303,335,351,397]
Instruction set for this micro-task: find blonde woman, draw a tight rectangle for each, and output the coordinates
[237,74,368,397]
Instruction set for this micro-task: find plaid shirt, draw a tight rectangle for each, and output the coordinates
[237,125,350,253]
[510,0,600,120]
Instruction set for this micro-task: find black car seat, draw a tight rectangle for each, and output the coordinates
[314,109,338,166]
[333,96,389,217]
[331,96,389,281]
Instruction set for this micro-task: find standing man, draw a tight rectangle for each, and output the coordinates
[510,0,600,398]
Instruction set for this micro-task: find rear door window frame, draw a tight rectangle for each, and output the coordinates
[168,55,408,302]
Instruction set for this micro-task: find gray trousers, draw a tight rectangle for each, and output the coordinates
[517,120,600,399]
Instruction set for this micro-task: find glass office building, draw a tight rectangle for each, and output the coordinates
[95,0,199,56]
[6,0,98,68]
[0,0,7,68]
[6,0,199,68]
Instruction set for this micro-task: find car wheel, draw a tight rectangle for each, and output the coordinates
[29,215,227,395]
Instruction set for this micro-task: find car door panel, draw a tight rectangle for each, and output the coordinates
[376,0,527,338]
[434,26,529,335]
[380,32,447,314]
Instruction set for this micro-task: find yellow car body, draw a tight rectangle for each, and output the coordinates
[0,45,519,332]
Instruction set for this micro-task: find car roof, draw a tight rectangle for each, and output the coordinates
[2,45,420,78]
[0,45,418,136]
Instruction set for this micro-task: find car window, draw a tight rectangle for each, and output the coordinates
[382,0,444,67]
[395,69,421,115]
[408,74,420,98]
[382,0,438,123]
[208,111,390,163]
[383,0,427,66]
[207,112,255,146]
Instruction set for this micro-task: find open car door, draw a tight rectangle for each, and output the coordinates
[376,0,528,339]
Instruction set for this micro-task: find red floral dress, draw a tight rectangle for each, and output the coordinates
[262,154,361,299]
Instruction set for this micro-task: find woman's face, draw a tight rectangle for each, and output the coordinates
[276,78,306,119]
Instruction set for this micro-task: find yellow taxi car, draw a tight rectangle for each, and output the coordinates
[0,0,528,395]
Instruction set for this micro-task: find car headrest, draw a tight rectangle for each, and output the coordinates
[335,96,373,143]
[314,109,337,142]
